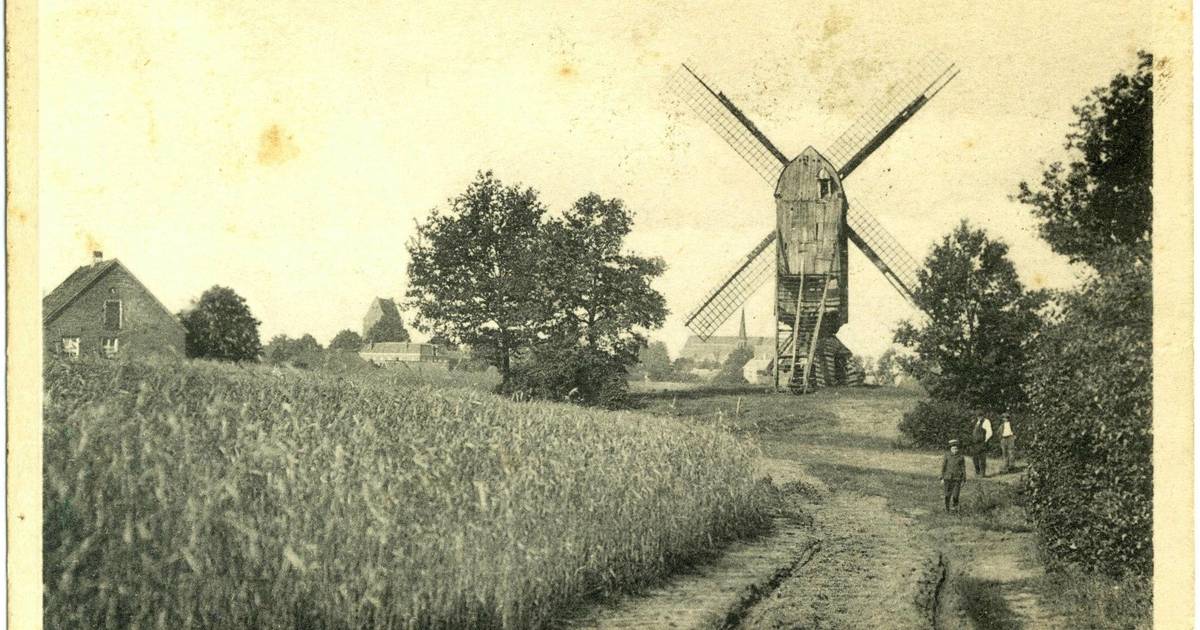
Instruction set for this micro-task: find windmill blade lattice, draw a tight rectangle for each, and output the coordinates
[846,198,921,303]
[825,55,958,179]
[669,64,789,186]
[683,232,777,340]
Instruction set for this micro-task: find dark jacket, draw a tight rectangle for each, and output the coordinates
[941,452,966,481]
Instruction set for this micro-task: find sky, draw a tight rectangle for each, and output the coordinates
[39,1,1153,358]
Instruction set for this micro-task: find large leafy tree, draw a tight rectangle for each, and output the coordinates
[328,329,363,352]
[541,194,667,365]
[406,171,551,381]
[1016,51,1152,269]
[178,286,262,362]
[364,317,410,344]
[894,221,1043,411]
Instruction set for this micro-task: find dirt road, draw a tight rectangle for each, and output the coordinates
[569,388,1068,629]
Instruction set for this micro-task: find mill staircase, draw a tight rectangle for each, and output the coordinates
[776,274,832,393]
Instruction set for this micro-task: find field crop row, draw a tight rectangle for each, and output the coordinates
[44,359,770,629]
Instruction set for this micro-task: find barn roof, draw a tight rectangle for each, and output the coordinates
[42,258,181,328]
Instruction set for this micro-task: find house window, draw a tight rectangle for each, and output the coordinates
[102,337,120,358]
[104,300,122,330]
[61,337,80,358]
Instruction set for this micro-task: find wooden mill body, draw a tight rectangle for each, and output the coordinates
[773,147,850,387]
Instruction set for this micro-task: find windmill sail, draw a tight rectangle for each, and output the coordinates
[683,233,776,340]
[669,64,789,186]
[819,56,955,304]
[683,201,922,341]
[677,58,954,337]
[824,56,958,179]
[846,199,921,303]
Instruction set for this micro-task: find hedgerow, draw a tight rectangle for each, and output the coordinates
[44,358,770,629]
[1023,260,1152,576]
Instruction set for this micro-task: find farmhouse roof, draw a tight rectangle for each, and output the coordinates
[42,258,180,327]
[360,342,427,353]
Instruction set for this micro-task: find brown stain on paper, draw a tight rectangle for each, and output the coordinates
[822,11,851,39]
[78,231,103,256]
[558,64,577,79]
[258,124,300,166]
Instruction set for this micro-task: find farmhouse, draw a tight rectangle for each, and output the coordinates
[43,252,185,359]
[359,342,460,368]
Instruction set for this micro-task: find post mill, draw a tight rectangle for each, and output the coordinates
[670,57,958,392]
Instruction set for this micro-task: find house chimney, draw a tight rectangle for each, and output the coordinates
[92,251,103,266]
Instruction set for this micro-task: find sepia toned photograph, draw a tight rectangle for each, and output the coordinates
[7,1,1193,628]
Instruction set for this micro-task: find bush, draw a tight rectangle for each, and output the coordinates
[1023,258,1151,576]
[713,344,754,385]
[897,399,977,449]
[44,357,769,629]
[498,345,629,408]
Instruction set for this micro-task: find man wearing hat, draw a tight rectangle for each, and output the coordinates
[940,439,966,512]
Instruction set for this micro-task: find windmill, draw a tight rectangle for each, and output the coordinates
[670,57,958,392]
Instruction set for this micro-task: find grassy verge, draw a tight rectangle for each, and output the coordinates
[1041,565,1152,629]
[44,358,770,629]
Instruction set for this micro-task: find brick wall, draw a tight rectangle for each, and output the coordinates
[44,264,185,359]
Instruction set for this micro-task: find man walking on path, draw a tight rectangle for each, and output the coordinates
[941,439,966,512]
[971,416,993,477]
[999,415,1016,472]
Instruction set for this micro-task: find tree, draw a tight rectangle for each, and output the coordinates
[264,333,324,367]
[1015,52,1154,576]
[264,334,293,364]
[1023,252,1151,574]
[497,194,668,407]
[873,348,897,386]
[406,171,550,382]
[329,329,363,352]
[1016,51,1152,269]
[364,317,410,344]
[179,286,262,362]
[427,332,454,348]
[713,344,754,384]
[540,194,668,366]
[634,341,673,381]
[894,221,1043,411]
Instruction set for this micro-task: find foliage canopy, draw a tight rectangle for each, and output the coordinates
[407,171,666,405]
[178,285,262,362]
[894,221,1042,411]
[1016,51,1152,270]
[328,329,364,352]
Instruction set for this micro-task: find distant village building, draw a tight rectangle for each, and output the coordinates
[362,297,402,338]
[43,252,185,359]
[678,314,771,366]
[743,354,775,385]
[678,335,773,365]
[358,342,460,369]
